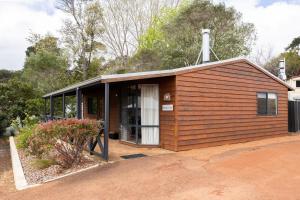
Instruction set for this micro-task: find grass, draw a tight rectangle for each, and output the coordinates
[31,159,57,170]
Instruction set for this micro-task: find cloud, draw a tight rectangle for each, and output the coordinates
[0,0,64,70]
[215,0,300,60]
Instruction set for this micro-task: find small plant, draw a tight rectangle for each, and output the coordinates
[15,114,40,149]
[16,125,36,149]
[31,159,57,170]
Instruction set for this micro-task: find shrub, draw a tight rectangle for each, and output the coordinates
[31,159,57,170]
[0,112,9,135]
[22,114,39,127]
[10,117,22,133]
[16,125,36,149]
[27,132,52,158]
[32,119,98,168]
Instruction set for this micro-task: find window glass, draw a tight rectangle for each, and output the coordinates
[296,80,300,87]
[88,97,97,115]
[257,92,277,116]
[267,93,277,115]
[257,93,267,115]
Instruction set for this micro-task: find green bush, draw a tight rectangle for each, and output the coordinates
[16,125,36,149]
[29,119,98,168]
[15,114,39,149]
[22,114,39,127]
[0,112,9,135]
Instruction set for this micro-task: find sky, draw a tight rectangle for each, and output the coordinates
[0,0,300,70]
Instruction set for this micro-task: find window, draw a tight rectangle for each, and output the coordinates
[296,80,300,87]
[257,92,277,115]
[87,97,97,115]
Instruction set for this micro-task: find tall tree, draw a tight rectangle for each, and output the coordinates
[264,36,300,79]
[0,79,40,129]
[100,0,180,71]
[22,34,69,94]
[0,70,15,83]
[264,51,300,79]
[286,36,300,52]
[57,0,105,80]
[134,0,256,70]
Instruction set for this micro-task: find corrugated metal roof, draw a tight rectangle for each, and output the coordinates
[43,57,294,98]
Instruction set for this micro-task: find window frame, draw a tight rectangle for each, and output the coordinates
[256,92,278,116]
[87,96,98,115]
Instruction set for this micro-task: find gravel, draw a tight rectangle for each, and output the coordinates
[17,145,103,185]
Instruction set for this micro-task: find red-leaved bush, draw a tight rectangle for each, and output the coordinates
[28,119,98,168]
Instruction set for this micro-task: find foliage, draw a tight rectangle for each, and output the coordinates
[0,70,14,83]
[134,0,256,69]
[23,114,40,127]
[31,159,57,170]
[0,113,9,135]
[264,51,300,78]
[57,0,105,80]
[15,114,39,149]
[10,117,22,133]
[0,79,39,123]
[286,36,300,52]
[23,34,70,94]
[100,0,180,71]
[25,99,45,117]
[16,124,37,149]
[30,119,98,168]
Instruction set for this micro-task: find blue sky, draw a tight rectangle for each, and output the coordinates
[258,0,300,6]
[0,0,300,70]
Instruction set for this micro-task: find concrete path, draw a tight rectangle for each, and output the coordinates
[5,135,300,200]
[0,137,16,197]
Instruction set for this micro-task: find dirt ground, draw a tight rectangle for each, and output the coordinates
[0,137,16,196]
[4,135,300,200]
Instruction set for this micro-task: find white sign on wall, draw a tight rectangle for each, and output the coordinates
[162,104,174,111]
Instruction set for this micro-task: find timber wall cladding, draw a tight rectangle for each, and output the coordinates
[82,92,99,120]
[158,77,177,151]
[175,61,288,151]
[82,87,119,132]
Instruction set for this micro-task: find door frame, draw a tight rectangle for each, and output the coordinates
[119,83,160,145]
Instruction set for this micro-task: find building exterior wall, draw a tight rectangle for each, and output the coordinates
[175,61,289,151]
[115,78,177,151]
[158,77,177,151]
[82,86,119,133]
[286,77,300,100]
[81,79,177,151]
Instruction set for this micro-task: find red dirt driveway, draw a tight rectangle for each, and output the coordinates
[5,135,300,200]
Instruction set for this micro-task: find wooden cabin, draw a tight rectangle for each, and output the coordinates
[43,57,293,155]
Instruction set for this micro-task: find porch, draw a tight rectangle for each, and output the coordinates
[106,138,172,161]
[43,76,176,161]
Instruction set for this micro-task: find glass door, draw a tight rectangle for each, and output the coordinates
[120,85,140,143]
[120,84,159,145]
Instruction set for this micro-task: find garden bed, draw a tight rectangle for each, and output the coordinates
[16,137,103,185]
[12,118,108,186]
